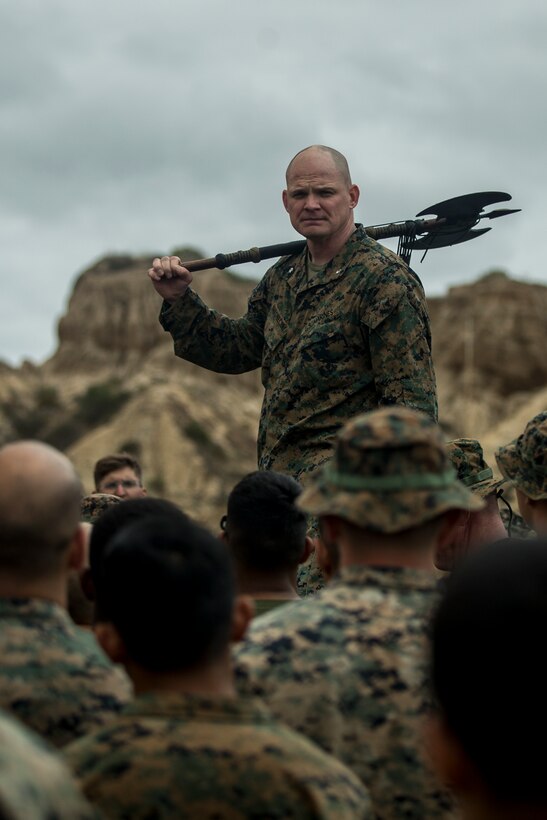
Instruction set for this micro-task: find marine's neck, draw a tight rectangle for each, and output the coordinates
[307,222,356,266]
[0,574,67,608]
[128,652,237,699]
[235,566,297,598]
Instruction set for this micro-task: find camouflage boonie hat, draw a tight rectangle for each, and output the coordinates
[80,493,121,524]
[495,411,547,500]
[298,407,483,533]
[446,438,506,498]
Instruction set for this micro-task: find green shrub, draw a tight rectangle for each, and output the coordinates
[76,380,131,427]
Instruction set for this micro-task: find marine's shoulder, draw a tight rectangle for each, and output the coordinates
[345,227,426,290]
[0,711,97,818]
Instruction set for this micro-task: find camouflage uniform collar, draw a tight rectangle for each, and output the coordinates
[332,564,439,592]
[123,692,272,725]
[0,596,72,624]
[284,225,370,295]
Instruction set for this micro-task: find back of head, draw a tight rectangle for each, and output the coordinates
[431,538,547,806]
[298,407,483,534]
[496,411,547,500]
[0,441,83,580]
[93,452,142,489]
[97,516,235,673]
[225,471,307,572]
[89,497,185,592]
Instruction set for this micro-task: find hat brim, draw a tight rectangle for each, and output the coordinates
[496,442,545,501]
[471,476,507,499]
[298,470,484,533]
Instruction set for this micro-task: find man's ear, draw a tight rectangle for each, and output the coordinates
[94,621,128,664]
[349,184,360,209]
[434,510,467,572]
[423,712,479,795]
[282,190,289,212]
[67,524,86,572]
[231,595,254,643]
[315,536,335,582]
[298,535,314,565]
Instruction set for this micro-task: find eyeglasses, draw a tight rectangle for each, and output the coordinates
[101,479,140,491]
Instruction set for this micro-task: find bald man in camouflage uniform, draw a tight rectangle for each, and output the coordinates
[0,709,98,819]
[233,407,482,819]
[0,441,132,747]
[496,410,547,535]
[149,145,438,595]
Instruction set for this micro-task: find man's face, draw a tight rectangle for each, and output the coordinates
[282,149,359,243]
[96,467,146,499]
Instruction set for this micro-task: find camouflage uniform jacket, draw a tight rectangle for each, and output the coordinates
[0,709,99,819]
[0,597,132,748]
[64,691,372,819]
[233,565,456,820]
[160,226,438,479]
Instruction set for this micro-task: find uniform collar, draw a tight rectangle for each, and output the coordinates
[123,692,271,725]
[331,564,439,593]
[0,596,71,624]
[285,225,369,295]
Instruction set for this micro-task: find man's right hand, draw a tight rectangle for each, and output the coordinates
[147,256,193,303]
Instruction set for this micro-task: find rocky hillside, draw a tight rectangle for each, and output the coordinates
[428,270,547,466]
[1,256,545,527]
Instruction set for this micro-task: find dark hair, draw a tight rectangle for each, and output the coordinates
[93,453,142,489]
[97,516,235,672]
[431,538,547,805]
[89,498,185,593]
[225,471,307,572]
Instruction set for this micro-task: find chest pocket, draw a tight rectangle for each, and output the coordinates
[297,323,353,391]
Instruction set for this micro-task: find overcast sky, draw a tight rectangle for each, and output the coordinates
[1,0,545,366]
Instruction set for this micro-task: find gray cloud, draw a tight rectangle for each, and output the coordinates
[1,0,545,364]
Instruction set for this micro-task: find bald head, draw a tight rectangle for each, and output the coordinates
[0,441,83,579]
[286,145,352,187]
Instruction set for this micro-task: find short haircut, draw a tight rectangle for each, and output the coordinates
[431,538,547,805]
[96,516,235,672]
[286,145,352,186]
[89,497,185,594]
[225,471,307,572]
[94,453,142,489]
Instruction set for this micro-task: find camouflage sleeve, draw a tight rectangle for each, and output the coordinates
[362,269,438,421]
[0,713,100,820]
[159,275,269,374]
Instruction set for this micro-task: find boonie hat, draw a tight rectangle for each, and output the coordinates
[298,406,483,532]
[80,493,121,524]
[496,411,547,500]
[446,438,506,499]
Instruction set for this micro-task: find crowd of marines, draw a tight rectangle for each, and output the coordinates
[0,145,546,819]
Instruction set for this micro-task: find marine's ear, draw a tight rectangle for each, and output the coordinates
[231,595,254,643]
[282,189,289,212]
[423,712,479,794]
[95,621,128,665]
[299,535,314,565]
[67,524,86,572]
